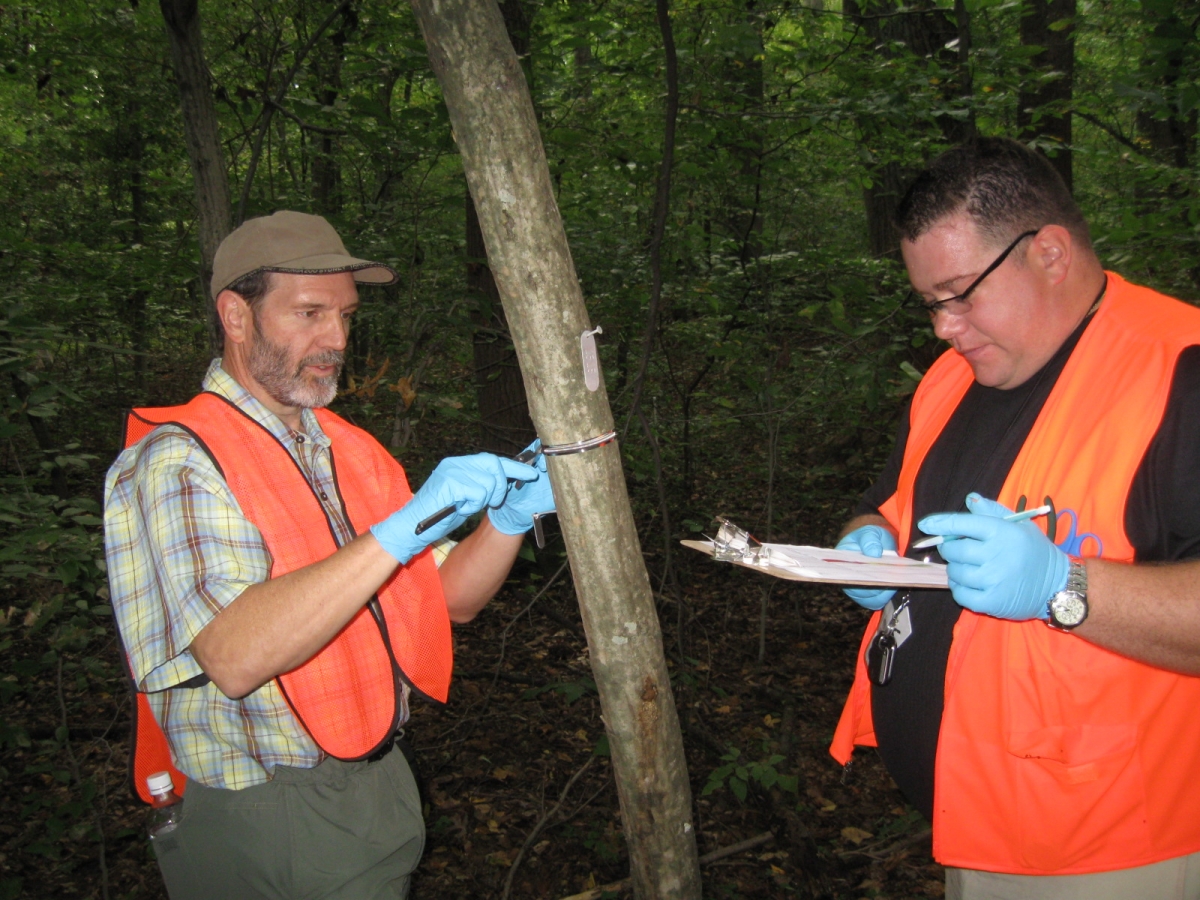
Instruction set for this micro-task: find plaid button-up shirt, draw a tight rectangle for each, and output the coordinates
[104,360,450,790]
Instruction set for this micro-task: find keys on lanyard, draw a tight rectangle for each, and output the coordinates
[866,593,913,687]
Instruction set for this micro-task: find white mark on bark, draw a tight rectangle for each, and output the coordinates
[612,635,629,645]
[623,621,637,634]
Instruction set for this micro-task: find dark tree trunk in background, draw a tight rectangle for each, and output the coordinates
[467,196,535,453]
[1133,5,1198,284]
[1018,0,1075,192]
[311,1,353,215]
[1135,7,1195,169]
[467,0,536,455]
[127,161,149,391]
[158,0,232,350]
[410,1,703,895]
[849,0,974,256]
[863,163,910,260]
[725,1,765,265]
[570,0,595,98]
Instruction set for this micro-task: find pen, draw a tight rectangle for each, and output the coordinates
[911,504,1053,550]
[414,445,541,536]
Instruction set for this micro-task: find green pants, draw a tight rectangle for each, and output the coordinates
[946,851,1200,900]
[151,746,425,900]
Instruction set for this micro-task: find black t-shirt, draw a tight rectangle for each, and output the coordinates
[854,315,1200,822]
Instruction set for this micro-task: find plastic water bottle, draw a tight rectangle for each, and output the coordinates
[146,771,183,838]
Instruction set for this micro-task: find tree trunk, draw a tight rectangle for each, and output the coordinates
[410,2,703,897]
[1017,0,1075,192]
[848,0,974,256]
[311,0,352,215]
[158,0,232,350]
[863,162,910,259]
[1135,7,1194,169]
[724,2,764,265]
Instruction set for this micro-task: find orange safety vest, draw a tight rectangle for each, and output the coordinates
[831,273,1200,875]
[116,392,453,804]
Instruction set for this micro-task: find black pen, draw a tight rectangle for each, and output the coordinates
[413,445,540,535]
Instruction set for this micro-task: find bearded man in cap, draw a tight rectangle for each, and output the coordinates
[104,211,555,899]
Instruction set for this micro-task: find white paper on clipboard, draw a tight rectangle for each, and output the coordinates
[681,539,949,589]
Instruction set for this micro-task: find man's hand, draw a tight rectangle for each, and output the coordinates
[918,493,1069,621]
[836,524,898,610]
[488,440,555,535]
[370,453,539,564]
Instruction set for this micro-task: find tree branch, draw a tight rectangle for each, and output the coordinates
[501,755,596,900]
[556,832,777,900]
[268,99,346,136]
[1076,110,1152,158]
[236,0,350,223]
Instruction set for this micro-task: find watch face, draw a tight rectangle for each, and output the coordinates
[1052,591,1087,627]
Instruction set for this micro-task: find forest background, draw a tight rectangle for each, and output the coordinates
[0,0,1197,897]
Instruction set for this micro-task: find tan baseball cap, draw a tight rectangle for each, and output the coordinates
[211,210,398,297]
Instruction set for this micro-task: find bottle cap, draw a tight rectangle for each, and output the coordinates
[147,771,175,795]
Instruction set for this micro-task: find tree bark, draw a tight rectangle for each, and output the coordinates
[1017,0,1075,192]
[158,0,232,349]
[410,2,702,897]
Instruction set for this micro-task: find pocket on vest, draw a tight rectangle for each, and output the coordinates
[1005,722,1152,871]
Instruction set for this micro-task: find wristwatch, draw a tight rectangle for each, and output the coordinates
[1047,558,1088,629]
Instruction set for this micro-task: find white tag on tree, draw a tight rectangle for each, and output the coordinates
[581,326,603,392]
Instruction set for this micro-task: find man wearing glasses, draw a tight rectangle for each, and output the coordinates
[831,138,1200,898]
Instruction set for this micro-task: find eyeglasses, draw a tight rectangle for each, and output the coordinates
[912,229,1039,319]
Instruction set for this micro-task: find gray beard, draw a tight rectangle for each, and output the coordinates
[247,325,343,410]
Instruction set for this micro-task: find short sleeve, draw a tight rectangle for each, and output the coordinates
[105,427,272,692]
[1126,346,1200,562]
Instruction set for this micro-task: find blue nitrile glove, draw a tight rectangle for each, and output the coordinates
[370,453,539,563]
[836,525,898,610]
[917,493,1069,621]
[488,439,557,535]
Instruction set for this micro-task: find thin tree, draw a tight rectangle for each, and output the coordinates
[410,1,703,896]
[158,0,232,346]
[627,0,682,648]
[1018,0,1076,191]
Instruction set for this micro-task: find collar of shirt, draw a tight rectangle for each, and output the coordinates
[202,359,332,452]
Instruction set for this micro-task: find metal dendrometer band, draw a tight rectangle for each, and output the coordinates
[541,431,618,456]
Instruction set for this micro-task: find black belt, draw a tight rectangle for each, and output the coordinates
[365,734,396,763]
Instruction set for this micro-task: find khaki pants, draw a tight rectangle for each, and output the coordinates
[946,852,1200,900]
[151,746,425,900]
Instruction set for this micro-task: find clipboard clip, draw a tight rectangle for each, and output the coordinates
[706,516,771,567]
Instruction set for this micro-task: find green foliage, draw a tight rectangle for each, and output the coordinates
[702,743,799,804]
